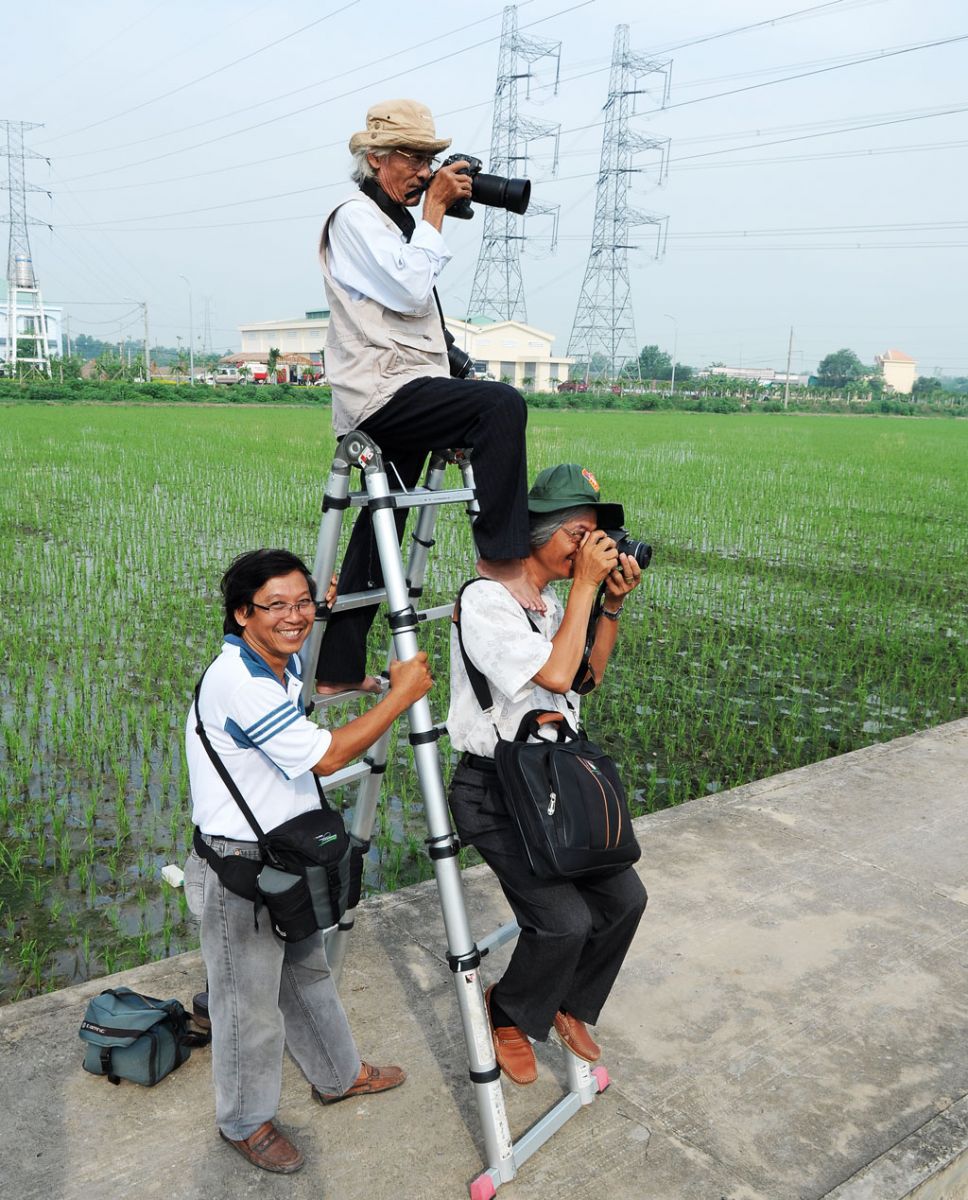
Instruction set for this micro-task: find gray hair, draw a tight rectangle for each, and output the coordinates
[350,146,392,183]
[528,506,596,549]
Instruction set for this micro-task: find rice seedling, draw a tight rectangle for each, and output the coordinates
[0,404,964,1001]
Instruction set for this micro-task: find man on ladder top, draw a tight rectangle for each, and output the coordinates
[315,98,539,695]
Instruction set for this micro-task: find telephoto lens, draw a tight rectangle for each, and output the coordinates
[440,153,531,220]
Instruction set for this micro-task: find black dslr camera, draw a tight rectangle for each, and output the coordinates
[440,154,531,220]
[602,527,653,571]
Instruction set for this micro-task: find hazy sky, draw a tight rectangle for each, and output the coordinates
[5,0,966,376]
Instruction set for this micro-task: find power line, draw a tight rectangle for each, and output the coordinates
[670,103,968,164]
[51,84,968,228]
[44,3,498,160]
[45,3,917,194]
[673,137,968,172]
[651,32,968,117]
[639,0,889,56]
[47,1,593,181]
[41,1,361,146]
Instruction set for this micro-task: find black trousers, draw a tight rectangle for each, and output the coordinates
[317,375,530,684]
[448,758,648,1042]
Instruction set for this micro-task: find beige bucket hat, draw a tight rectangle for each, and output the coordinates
[348,99,452,155]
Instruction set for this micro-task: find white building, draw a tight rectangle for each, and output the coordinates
[704,365,811,387]
[0,302,64,363]
[238,311,573,392]
[875,349,917,395]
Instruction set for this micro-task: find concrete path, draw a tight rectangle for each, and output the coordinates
[2,718,967,1200]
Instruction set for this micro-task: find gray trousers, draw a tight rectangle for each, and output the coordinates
[184,838,361,1140]
[448,760,648,1042]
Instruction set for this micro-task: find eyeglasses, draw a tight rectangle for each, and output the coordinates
[392,149,439,170]
[558,524,594,545]
[250,599,316,617]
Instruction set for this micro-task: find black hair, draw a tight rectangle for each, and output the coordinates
[220,549,316,635]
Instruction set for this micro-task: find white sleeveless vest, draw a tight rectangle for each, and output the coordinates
[319,193,449,434]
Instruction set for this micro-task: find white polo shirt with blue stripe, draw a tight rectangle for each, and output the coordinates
[186,635,333,841]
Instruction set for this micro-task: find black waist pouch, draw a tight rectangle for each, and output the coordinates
[194,812,367,943]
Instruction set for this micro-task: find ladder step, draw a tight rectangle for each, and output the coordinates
[346,485,475,511]
[315,760,372,793]
[327,592,455,621]
[477,920,520,956]
[311,675,389,709]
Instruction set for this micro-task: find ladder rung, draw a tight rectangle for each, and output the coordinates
[330,588,387,613]
[419,603,454,622]
[310,676,389,708]
[477,920,520,956]
[326,594,455,622]
[316,761,372,792]
[346,486,475,511]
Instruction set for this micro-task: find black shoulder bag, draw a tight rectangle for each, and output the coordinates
[191,669,366,942]
[454,581,641,881]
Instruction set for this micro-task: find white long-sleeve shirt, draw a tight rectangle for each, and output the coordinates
[326,198,452,314]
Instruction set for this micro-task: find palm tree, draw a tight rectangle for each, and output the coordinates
[266,347,281,385]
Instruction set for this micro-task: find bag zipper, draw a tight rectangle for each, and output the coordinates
[576,757,622,848]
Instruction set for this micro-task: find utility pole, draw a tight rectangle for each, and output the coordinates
[1,119,53,377]
[784,326,794,409]
[567,27,670,383]
[467,5,561,324]
[665,313,677,396]
[179,275,194,385]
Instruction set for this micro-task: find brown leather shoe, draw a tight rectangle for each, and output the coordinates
[486,984,537,1085]
[219,1121,303,1174]
[312,1060,406,1105]
[553,1010,601,1062]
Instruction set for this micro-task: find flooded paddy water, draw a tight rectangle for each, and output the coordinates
[1,405,965,1001]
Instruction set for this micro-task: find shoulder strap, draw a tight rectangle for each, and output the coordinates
[453,579,497,714]
[193,662,330,863]
[193,663,270,850]
[455,577,602,708]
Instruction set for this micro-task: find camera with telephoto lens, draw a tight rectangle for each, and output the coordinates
[444,328,473,379]
[440,154,531,220]
[603,527,653,571]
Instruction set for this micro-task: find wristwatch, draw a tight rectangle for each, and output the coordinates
[601,604,624,621]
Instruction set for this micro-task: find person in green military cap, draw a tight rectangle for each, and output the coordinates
[446,463,648,1085]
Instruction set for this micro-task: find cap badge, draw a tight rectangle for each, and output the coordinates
[581,468,600,492]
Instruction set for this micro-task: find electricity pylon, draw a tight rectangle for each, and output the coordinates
[567,26,670,382]
[466,4,561,325]
[1,120,52,377]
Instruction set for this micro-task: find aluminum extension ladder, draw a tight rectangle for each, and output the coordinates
[302,430,610,1200]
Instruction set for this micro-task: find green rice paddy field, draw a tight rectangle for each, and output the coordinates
[1,405,966,1003]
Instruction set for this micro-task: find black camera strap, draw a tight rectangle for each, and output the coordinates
[359,177,415,240]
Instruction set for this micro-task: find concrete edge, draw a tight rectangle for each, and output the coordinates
[639,716,968,829]
[822,1096,968,1200]
[6,718,965,1028]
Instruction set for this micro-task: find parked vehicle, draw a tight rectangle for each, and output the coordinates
[557,380,588,393]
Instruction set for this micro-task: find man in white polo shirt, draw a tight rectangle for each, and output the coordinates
[184,548,432,1175]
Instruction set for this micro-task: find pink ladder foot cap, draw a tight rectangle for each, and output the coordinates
[470,1174,498,1200]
